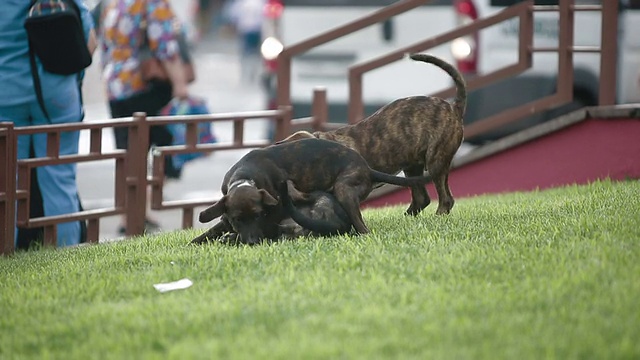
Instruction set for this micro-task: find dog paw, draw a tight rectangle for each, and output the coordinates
[189,236,209,245]
[218,232,241,245]
[405,202,429,216]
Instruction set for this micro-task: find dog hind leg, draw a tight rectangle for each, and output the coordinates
[426,152,456,215]
[333,182,370,234]
[433,172,454,215]
[403,164,431,216]
[286,180,312,202]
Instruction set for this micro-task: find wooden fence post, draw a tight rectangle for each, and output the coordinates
[0,123,16,254]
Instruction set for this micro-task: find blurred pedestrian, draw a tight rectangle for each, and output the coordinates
[93,0,191,235]
[228,0,265,82]
[196,0,216,39]
[0,0,97,248]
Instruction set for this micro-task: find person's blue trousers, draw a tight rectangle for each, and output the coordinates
[0,98,82,247]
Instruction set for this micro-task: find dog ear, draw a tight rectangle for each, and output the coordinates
[260,189,279,206]
[199,197,227,223]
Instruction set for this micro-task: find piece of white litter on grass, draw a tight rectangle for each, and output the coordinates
[153,278,193,293]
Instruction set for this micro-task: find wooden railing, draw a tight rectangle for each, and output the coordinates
[0,0,621,254]
[275,0,619,140]
[0,107,291,254]
[276,0,433,123]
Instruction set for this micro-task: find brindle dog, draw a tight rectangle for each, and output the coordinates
[190,138,429,245]
[278,53,466,216]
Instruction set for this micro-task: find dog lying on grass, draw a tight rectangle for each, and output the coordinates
[208,181,352,245]
[278,53,466,216]
[190,138,429,245]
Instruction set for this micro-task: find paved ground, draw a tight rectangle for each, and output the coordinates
[78,31,268,241]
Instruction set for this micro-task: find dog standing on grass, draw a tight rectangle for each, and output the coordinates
[279,53,466,216]
[190,138,430,245]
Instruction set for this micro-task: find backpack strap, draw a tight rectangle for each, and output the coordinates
[67,0,87,120]
[28,41,51,122]
[27,0,51,122]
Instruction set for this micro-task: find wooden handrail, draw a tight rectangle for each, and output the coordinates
[276,0,432,109]
[0,106,292,253]
[348,1,532,123]
[275,0,617,139]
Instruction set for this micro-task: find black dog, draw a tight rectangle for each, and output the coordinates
[278,180,352,237]
[209,181,352,245]
[191,138,429,245]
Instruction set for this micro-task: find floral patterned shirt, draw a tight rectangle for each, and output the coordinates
[99,0,180,101]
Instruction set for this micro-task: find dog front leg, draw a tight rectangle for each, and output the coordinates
[190,219,233,245]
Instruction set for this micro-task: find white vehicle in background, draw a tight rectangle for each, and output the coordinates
[261,0,640,142]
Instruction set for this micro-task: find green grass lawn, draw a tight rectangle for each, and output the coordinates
[1,179,639,359]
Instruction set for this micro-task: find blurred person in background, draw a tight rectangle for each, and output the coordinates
[228,0,265,83]
[0,0,97,248]
[93,0,190,235]
[195,0,220,39]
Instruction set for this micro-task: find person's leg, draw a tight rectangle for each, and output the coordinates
[240,30,262,82]
[145,83,176,230]
[150,124,180,179]
[34,134,80,246]
[108,100,133,235]
[0,104,34,161]
[16,143,45,250]
[30,95,81,247]
[108,84,173,234]
[142,81,177,180]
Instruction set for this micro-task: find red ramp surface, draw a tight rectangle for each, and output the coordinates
[363,111,640,209]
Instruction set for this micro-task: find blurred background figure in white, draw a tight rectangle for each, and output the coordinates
[228,0,265,83]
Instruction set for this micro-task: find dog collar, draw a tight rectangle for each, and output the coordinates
[229,179,256,190]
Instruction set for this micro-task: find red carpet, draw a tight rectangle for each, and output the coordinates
[363,118,640,208]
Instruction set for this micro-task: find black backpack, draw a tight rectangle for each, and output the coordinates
[24,0,92,121]
[24,0,92,75]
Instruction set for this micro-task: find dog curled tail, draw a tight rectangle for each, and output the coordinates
[409,53,467,121]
